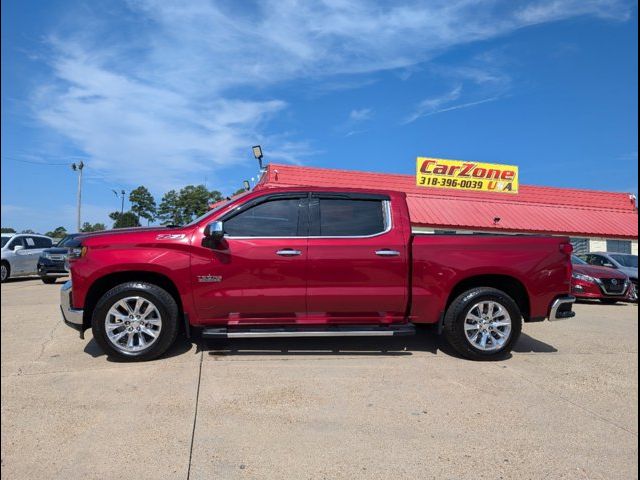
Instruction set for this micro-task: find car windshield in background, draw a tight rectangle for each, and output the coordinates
[56,235,79,247]
[1,237,10,248]
[572,255,588,265]
[611,254,638,268]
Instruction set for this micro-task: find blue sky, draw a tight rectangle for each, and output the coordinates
[2,0,638,233]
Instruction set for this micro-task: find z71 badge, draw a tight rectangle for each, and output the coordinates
[156,233,186,240]
[197,275,222,283]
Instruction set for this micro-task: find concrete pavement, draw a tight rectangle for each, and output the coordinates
[1,278,637,479]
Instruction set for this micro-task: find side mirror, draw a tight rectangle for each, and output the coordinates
[204,221,225,242]
[13,245,24,252]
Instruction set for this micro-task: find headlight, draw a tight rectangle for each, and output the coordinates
[572,272,596,283]
[42,252,53,260]
[68,246,87,260]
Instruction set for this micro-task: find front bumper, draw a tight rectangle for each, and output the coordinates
[38,256,68,276]
[60,280,85,337]
[549,295,576,321]
[572,278,630,301]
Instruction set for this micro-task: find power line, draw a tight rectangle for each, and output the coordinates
[2,156,72,166]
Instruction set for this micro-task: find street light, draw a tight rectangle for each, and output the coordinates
[112,189,126,214]
[252,145,264,171]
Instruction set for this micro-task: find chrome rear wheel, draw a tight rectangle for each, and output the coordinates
[463,300,512,352]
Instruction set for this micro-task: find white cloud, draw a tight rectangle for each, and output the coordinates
[403,85,464,124]
[31,0,632,190]
[349,108,374,122]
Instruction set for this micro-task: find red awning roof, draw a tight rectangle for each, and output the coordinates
[256,164,638,239]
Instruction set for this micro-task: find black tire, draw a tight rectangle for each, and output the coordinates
[1,261,9,283]
[91,282,179,361]
[41,277,57,284]
[599,299,619,305]
[442,287,522,361]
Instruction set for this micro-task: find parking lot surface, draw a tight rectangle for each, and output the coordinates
[1,277,638,479]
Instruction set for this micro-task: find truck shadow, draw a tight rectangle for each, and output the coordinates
[85,327,557,362]
[199,328,557,360]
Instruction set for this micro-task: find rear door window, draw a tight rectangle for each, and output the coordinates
[33,237,53,248]
[316,198,386,237]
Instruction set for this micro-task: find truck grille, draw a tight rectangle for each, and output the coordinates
[600,278,626,295]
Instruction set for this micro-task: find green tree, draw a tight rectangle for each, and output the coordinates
[157,190,185,225]
[45,226,67,238]
[80,222,106,233]
[21,229,36,234]
[109,211,140,229]
[157,185,222,225]
[129,186,156,224]
[231,188,249,196]
[1,227,16,233]
[177,185,222,222]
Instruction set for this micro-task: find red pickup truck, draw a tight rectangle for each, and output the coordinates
[61,187,576,361]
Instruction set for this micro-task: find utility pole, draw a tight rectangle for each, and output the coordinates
[71,162,84,232]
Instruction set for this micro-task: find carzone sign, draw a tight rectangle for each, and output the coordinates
[416,157,519,194]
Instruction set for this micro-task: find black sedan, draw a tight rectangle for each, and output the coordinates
[37,234,82,284]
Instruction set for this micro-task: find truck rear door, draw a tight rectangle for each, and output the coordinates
[306,193,408,324]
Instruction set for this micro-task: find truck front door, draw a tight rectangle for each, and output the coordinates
[191,193,309,324]
[306,194,409,324]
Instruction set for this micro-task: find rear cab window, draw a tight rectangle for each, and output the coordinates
[310,194,390,237]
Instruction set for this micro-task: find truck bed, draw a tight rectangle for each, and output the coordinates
[409,234,571,323]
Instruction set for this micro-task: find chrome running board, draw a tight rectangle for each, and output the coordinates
[201,324,416,339]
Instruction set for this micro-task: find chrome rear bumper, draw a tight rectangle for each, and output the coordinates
[549,295,576,321]
[60,280,85,336]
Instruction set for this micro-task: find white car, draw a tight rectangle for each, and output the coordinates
[1,233,54,282]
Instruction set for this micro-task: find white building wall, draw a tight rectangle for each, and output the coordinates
[632,240,638,256]
[589,238,607,252]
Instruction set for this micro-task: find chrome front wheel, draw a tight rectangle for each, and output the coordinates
[1,263,8,282]
[105,296,163,354]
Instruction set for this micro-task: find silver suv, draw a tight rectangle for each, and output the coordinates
[1,233,54,282]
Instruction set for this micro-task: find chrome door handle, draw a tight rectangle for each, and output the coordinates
[375,250,400,257]
[276,249,302,256]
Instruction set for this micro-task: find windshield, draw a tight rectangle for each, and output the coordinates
[56,235,78,247]
[610,254,638,268]
[183,191,251,227]
[572,255,588,265]
[1,237,10,248]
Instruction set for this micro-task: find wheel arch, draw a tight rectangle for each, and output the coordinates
[82,271,184,331]
[445,274,531,320]
[1,259,10,281]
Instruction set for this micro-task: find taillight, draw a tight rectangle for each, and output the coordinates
[560,243,574,255]
[68,246,87,260]
[560,242,573,286]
